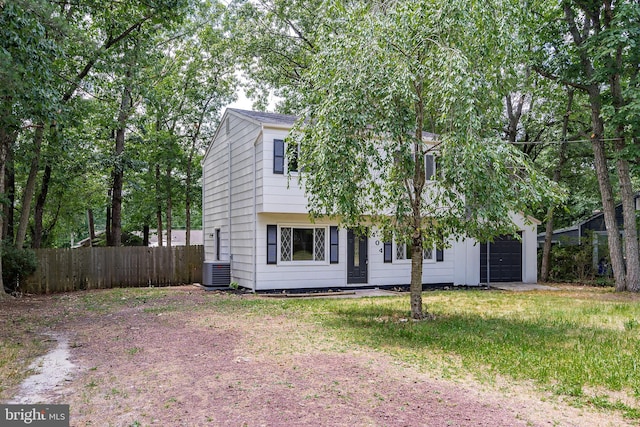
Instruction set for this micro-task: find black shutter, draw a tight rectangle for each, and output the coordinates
[384,241,392,263]
[215,228,221,261]
[330,226,339,263]
[436,232,444,262]
[273,139,284,174]
[267,225,277,264]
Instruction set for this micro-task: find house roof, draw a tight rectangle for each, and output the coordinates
[228,108,298,127]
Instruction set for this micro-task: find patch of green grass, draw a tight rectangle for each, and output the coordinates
[3,285,639,420]
[126,346,142,356]
[273,290,640,418]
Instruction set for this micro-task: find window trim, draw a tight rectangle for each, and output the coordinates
[278,225,329,265]
[383,241,393,263]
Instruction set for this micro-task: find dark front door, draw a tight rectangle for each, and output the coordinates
[347,229,368,284]
[480,233,522,283]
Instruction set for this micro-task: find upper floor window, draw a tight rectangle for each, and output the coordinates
[425,154,436,181]
[287,142,300,173]
[274,139,301,174]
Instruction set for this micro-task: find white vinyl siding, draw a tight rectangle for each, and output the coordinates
[259,128,308,214]
[256,214,344,290]
[202,111,260,289]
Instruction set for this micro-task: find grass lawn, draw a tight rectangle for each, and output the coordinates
[1,285,639,420]
[291,287,640,418]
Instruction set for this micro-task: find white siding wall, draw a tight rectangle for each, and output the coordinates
[259,128,309,214]
[520,215,539,283]
[227,115,261,289]
[367,231,457,287]
[202,122,230,263]
[254,214,460,290]
[255,213,345,290]
[202,112,261,289]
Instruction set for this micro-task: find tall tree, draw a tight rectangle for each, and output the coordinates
[292,0,558,319]
[533,0,640,291]
[0,0,62,293]
[227,0,325,113]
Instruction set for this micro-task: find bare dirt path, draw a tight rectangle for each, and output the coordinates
[1,286,633,426]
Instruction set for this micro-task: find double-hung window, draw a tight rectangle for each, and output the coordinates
[396,242,435,262]
[280,226,326,262]
[273,139,301,174]
[288,143,301,173]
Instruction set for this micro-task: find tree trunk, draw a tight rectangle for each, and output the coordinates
[87,209,96,246]
[540,88,573,282]
[410,234,425,319]
[15,124,44,249]
[588,88,626,291]
[143,224,149,247]
[505,92,526,143]
[4,148,14,242]
[185,130,199,248]
[609,42,640,291]
[409,83,426,320]
[32,164,51,249]
[185,155,192,248]
[155,165,163,247]
[560,4,627,291]
[165,166,172,248]
[0,130,9,296]
[110,79,132,247]
[106,190,112,246]
[614,137,639,291]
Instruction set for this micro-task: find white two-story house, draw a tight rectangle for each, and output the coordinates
[202,108,539,291]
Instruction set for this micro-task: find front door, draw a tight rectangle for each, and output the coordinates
[347,229,368,284]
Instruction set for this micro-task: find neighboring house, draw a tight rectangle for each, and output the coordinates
[73,229,203,248]
[537,194,640,246]
[202,108,539,290]
[146,230,203,247]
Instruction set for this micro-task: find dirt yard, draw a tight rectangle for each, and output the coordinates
[0,286,633,426]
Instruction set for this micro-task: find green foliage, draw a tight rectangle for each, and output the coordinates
[1,240,37,292]
[540,232,611,283]
[541,243,597,283]
[291,0,562,248]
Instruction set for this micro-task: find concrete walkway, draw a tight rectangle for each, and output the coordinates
[261,288,399,299]
[258,283,559,299]
[488,282,559,291]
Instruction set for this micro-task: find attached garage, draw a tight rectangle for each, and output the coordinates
[480,233,522,283]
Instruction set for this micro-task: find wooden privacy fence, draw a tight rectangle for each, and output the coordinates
[21,245,204,294]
